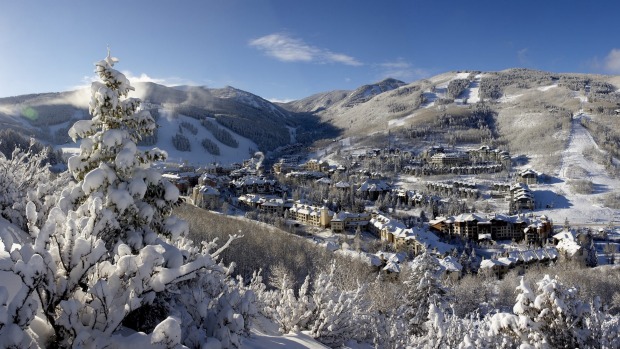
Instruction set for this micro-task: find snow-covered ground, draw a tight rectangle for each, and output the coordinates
[572,91,588,103]
[423,72,481,108]
[243,316,328,349]
[537,84,558,92]
[388,109,421,128]
[498,93,523,103]
[287,126,298,143]
[533,113,620,225]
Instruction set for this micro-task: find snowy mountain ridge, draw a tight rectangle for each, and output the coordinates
[2,69,620,170]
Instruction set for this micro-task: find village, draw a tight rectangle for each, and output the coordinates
[161,144,620,280]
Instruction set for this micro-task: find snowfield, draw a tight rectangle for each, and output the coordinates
[153,111,258,165]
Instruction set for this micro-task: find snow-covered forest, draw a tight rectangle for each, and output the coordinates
[1,53,620,348]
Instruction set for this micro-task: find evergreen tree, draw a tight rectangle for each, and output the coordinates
[402,250,449,336]
[67,49,172,249]
[586,239,598,267]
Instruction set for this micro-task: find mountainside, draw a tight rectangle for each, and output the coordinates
[282,69,620,173]
[2,70,620,172]
[0,83,298,162]
[281,77,406,113]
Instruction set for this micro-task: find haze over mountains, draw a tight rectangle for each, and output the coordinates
[1,69,620,173]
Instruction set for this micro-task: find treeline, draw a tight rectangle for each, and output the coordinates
[479,69,555,100]
[200,137,220,155]
[201,119,239,147]
[410,103,497,146]
[0,128,62,165]
[580,117,620,166]
[172,133,190,151]
[180,121,198,135]
[171,104,291,151]
[447,78,470,99]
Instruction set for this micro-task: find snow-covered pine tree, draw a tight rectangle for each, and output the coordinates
[66,49,172,249]
[0,51,252,348]
[585,239,598,267]
[402,249,449,336]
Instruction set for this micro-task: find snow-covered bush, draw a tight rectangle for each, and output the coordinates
[0,51,253,348]
[252,262,369,347]
[489,275,591,348]
[0,143,69,230]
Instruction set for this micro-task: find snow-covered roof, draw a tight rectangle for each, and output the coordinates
[334,181,351,188]
[290,203,333,216]
[519,168,538,177]
[198,185,219,196]
[332,211,370,221]
[497,257,516,266]
[383,261,401,273]
[553,230,575,241]
[480,259,499,269]
[439,256,462,272]
[315,177,332,185]
[335,249,382,267]
[232,176,276,187]
[429,216,448,225]
[408,227,453,255]
[521,250,537,262]
[357,180,390,192]
[454,213,487,223]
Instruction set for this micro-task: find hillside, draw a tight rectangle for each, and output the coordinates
[2,69,620,172]
[282,69,620,174]
[0,83,300,162]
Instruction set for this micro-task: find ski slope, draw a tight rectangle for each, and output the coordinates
[57,110,259,167]
[534,113,620,225]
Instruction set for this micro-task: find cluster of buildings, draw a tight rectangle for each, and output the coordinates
[479,247,559,278]
[425,181,480,199]
[429,213,553,244]
[370,213,453,255]
[424,145,511,168]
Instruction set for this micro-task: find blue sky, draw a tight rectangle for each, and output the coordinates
[1,0,619,101]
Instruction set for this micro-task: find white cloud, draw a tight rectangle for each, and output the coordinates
[517,48,530,66]
[72,71,198,91]
[267,97,294,103]
[249,33,362,66]
[123,71,167,84]
[604,48,620,73]
[378,59,429,82]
